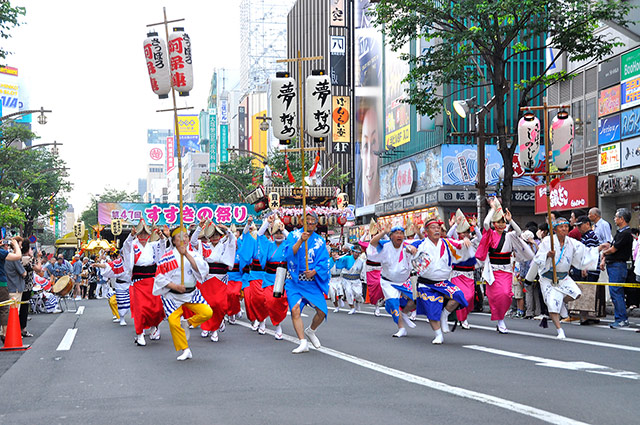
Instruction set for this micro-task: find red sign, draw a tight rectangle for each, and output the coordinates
[512,153,525,178]
[149,147,163,161]
[534,175,596,215]
[166,137,175,172]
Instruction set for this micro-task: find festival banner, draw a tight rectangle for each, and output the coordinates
[98,203,256,226]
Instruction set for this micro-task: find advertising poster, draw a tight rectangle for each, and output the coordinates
[332,95,351,145]
[621,136,640,168]
[621,76,640,110]
[598,85,620,117]
[330,35,347,86]
[0,66,30,121]
[384,43,411,150]
[98,203,256,226]
[621,106,640,139]
[599,143,621,172]
[175,114,200,155]
[379,148,441,201]
[598,114,620,145]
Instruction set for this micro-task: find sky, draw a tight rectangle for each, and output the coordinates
[5,0,241,215]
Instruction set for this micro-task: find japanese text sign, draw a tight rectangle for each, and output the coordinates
[98,203,256,226]
[332,96,350,143]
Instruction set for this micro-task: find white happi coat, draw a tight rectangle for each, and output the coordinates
[153,248,209,314]
[414,237,472,282]
[366,241,413,300]
[191,227,237,281]
[533,235,600,314]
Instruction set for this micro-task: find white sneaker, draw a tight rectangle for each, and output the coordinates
[177,348,192,361]
[374,306,381,317]
[150,326,161,340]
[228,314,237,324]
[392,328,407,338]
[251,320,259,331]
[200,330,210,338]
[112,317,119,323]
[180,321,190,341]
[304,327,321,348]
[409,310,417,320]
[119,318,127,326]
[440,309,450,333]
[210,331,219,342]
[219,321,226,333]
[135,334,146,346]
[274,325,283,340]
[52,308,62,314]
[348,307,356,315]
[461,320,470,330]
[401,312,417,329]
[432,333,444,344]
[333,306,340,313]
[292,339,309,354]
[556,328,566,340]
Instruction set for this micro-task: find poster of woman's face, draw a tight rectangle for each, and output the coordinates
[355,97,382,208]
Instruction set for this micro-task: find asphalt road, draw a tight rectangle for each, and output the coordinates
[0,299,638,425]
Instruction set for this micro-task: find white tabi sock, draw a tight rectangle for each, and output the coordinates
[440,309,451,333]
[432,329,444,344]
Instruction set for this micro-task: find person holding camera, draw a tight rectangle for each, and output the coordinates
[0,237,23,341]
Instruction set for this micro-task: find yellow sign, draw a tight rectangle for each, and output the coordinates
[385,125,410,149]
[251,110,268,167]
[177,115,200,136]
[332,96,350,143]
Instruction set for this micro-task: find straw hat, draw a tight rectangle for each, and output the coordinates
[491,199,505,222]
[455,209,470,233]
[135,219,152,235]
[369,218,378,236]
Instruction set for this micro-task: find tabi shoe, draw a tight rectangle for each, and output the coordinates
[180,321,190,341]
[274,325,283,340]
[333,306,340,313]
[219,321,226,333]
[304,326,321,348]
[292,339,309,354]
[556,328,566,340]
[496,324,509,334]
[461,320,471,330]
[374,306,381,317]
[251,320,260,331]
[392,327,407,338]
[339,299,345,308]
[228,314,237,325]
[177,348,192,361]
[432,333,444,345]
[119,318,127,326]
[440,310,451,333]
[150,326,161,340]
[21,331,33,337]
[135,334,146,346]
[200,330,210,338]
[258,321,267,335]
[348,307,356,315]
[401,312,417,329]
[210,331,219,342]
[112,316,119,322]
[237,310,243,319]
[409,310,417,320]
[356,302,361,311]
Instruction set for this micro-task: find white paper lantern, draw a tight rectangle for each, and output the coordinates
[517,112,541,171]
[550,111,574,171]
[271,73,298,144]
[306,72,332,139]
[168,28,194,96]
[143,32,171,99]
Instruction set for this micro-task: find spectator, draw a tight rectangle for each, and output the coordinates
[19,239,41,337]
[0,238,22,341]
[572,216,603,324]
[5,237,27,331]
[588,207,612,245]
[72,254,83,299]
[519,230,541,319]
[52,254,72,279]
[87,255,99,299]
[568,212,582,240]
[601,208,633,329]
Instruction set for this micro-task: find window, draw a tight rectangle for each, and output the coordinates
[571,100,583,153]
[585,97,597,148]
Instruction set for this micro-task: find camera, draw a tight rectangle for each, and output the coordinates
[1,239,11,245]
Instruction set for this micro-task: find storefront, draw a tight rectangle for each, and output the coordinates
[533,175,598,218]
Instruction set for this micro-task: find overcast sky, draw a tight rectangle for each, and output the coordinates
[6,0,241,215]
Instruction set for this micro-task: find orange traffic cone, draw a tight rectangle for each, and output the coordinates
[1,304,30,351]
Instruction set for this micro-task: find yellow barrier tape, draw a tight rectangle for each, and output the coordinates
[0,299,29,307]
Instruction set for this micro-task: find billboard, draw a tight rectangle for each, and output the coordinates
[330,35,347,86]
[166,136,175,172]
[147,144,166,165]
[175,114,200,155]
[385,43,411,149]
[598,114,621,145]
[329,0,346,27]
[621,136,640,168]
[599,56,621,89]
[0,66,29,122]
[621,106,640,139]
[332,95,351,148]
[599,143,621,172]
[209,108,217,171]
[599,85,620,117]
[251,109,268,166]
[220,124,229,162]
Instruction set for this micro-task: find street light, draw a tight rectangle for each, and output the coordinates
[257,114,272,132]
[452,97,476,120]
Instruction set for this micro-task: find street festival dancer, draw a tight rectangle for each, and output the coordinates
[284,211,330,354]
[412,215,471,344]
[329,247,346,313]
[533,217,605,339]
[190,220,236,342]
[93,250,131,326]
[359,220,384,316]
[477,198,534,334]
[257,214,290,340]
[226,226,244,324]
[123,220,170,346]
[366,222,417,338]
[153,227,212,361]
[241,217,269,334]
[341,245,366,315]
[447,209,482,329]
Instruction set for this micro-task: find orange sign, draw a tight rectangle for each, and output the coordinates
[332,96,350,143]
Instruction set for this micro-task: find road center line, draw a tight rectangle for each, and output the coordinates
[236,321,588,425]
[56,329,78,351]
[75,306,85,315]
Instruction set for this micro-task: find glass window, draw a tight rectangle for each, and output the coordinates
[571,100,583,153]
[585,97,597,148]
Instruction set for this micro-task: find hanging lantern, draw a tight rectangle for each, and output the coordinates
[111,218,123,236]
[282,215,291,226]
[336,193,348,210]
[318,215,327,226]
[268,192,280,211]
[291,215,299,226]
[143,32,172,99]
[306,70,332,142]
[337,215,347,226]
[73,221,85,239]
[254,200,267,213]
[271,72,297,145]
[550,111,574,171]
[517,112,541,171]
[168,27,194,96]
[328,215,337,226]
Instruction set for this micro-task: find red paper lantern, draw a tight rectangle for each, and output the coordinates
[168,28,194,96]
[255,200,266,212]
[282,215,291,226]
[143,32,171,99]
[337,215,347,226]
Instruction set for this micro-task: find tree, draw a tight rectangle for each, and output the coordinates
[374,0,632,209]
[0,1,26,62]
[79,189,142,226]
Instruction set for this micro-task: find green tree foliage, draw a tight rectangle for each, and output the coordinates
[374,0,632,208]
[0,1,25,62]
[79,189,142,226]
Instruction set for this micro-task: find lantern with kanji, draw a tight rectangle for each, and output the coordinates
[268,192,280,211]
[168,27,194,96]
[306,70,332,142]
[282,215,291,226]
[550,111,574,171]
[73,221,85,249]
[336,193,348,210]
[143,32,172,99]
[271,72,297,145]
[517,112,541,171]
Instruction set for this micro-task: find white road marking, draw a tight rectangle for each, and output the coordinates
[237,321,588,425]
[56,329,78,351]
[350,308,640,353]
[75,306,85,315]
[465,345,640,380]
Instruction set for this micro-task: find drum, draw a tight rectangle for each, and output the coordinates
[53,275,74,297]
[273,267,287,298]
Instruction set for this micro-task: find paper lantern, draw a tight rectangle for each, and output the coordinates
[143,32,172,99]
[336,193,348,210]
[291,215,299,226]
[517,112,541,171]
[168,28,194,96]
[268,192,280,211]
[318,215,327,225]
[328,215,337,226]
[337,215,347,226]
[282,215,291,226]
[271,72,297,144]
[306,71,332,140]
[550,111,574,171]
[111,219,123,236]
[73,222,85,239]
[254,200,267,213]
